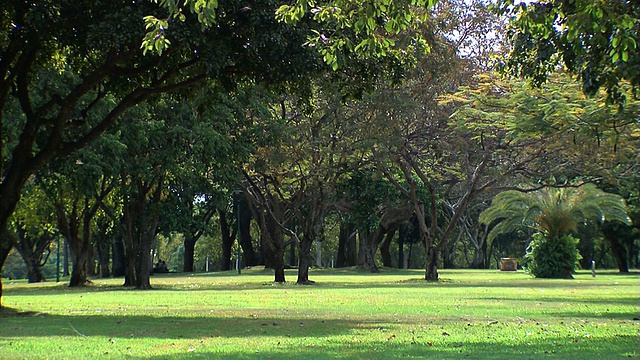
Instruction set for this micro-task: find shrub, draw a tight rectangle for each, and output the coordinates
[525,233,582,279]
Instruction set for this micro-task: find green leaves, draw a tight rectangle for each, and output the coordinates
[480,183,632,243]
[141,16,171,56]
[142,0,219,55]
[500,0,640,103]
[276,0,434,70]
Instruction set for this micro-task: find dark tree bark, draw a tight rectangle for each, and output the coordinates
[337,222,357,267]
[243,176,287,283]
[358,230,379,273]
[219,210,235,271]
[53,197,97,287]
[11,226,53,283]
[63,238,70,276]
[68,199,101,287]
[238,195,258,266]
[120,179,162,290]
[297,236,314,283]
[183,237,197,272]
[380,226,396,267]
[95,224,111,278]
[295,181,325,284]
[180,198,216,273]
[601,223,631,273]
[0,237,12,308]
[112,235,126,277]
[398,224,405,269]
[425,247,439,281]
[288,239,297,267]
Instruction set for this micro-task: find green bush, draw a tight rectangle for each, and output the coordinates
[525,233,582,279]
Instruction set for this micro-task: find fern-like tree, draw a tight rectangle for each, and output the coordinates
[480,184,632,278]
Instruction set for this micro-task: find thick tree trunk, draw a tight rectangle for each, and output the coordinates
[69,248,89,287]
[297,236,314,284]
[424,246,439,281]
[183,237,197,272]
[68,251,90,286]
[602,224,631,273]
[68,232,94,286]
[359,230,379,273]
[0,237,12,308]
[134,238,153,290]
[25,257,45,283]
[123,250,136,286]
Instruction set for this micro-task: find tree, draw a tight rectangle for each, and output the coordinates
[479,183,632,278]
[0,0,435,308]
[6,183,58,283]
[498,0,640,103]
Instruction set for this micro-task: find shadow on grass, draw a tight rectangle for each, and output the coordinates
[1,312,637,360]
[0,313,367,339]
[135,335,639,360]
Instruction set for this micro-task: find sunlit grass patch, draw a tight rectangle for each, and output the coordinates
[1,268,638,359]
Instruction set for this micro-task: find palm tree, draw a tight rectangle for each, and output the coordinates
[480,183,632,278]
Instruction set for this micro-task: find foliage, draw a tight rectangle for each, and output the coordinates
[480,183,632,242]
[524,232,582,278]
[145,0,438,70]
[498,0,640,103]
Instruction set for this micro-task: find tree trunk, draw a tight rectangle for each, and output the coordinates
[67,223,92,287]
[289,239,297,266]
[268,215,285,282]
[183,237,197,272]
[398,224,405,269]
[0,236,12,308]
[359,230,379,273]
[337,222,357,267]
[297,229,317,285]
[63,238,70,276]
[380,226,396,267]
[297,235,314,284]
[12,229,50,283]
[238,196,257,266]
[69,247,89,287]
[112,235,126,277]
[602,223,631,273]
[425,246,439,281]
[219,209,234,271]
[133,237,153,289]
[96,239,111,278]
[24,256,45,283]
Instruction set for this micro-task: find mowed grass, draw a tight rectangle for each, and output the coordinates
[0,268,638,359]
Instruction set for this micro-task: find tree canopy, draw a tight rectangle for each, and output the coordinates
[499,0,640,103]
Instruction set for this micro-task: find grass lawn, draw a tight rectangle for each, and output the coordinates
[0,268,638,359]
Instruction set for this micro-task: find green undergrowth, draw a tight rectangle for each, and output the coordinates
[1,269,638,359]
